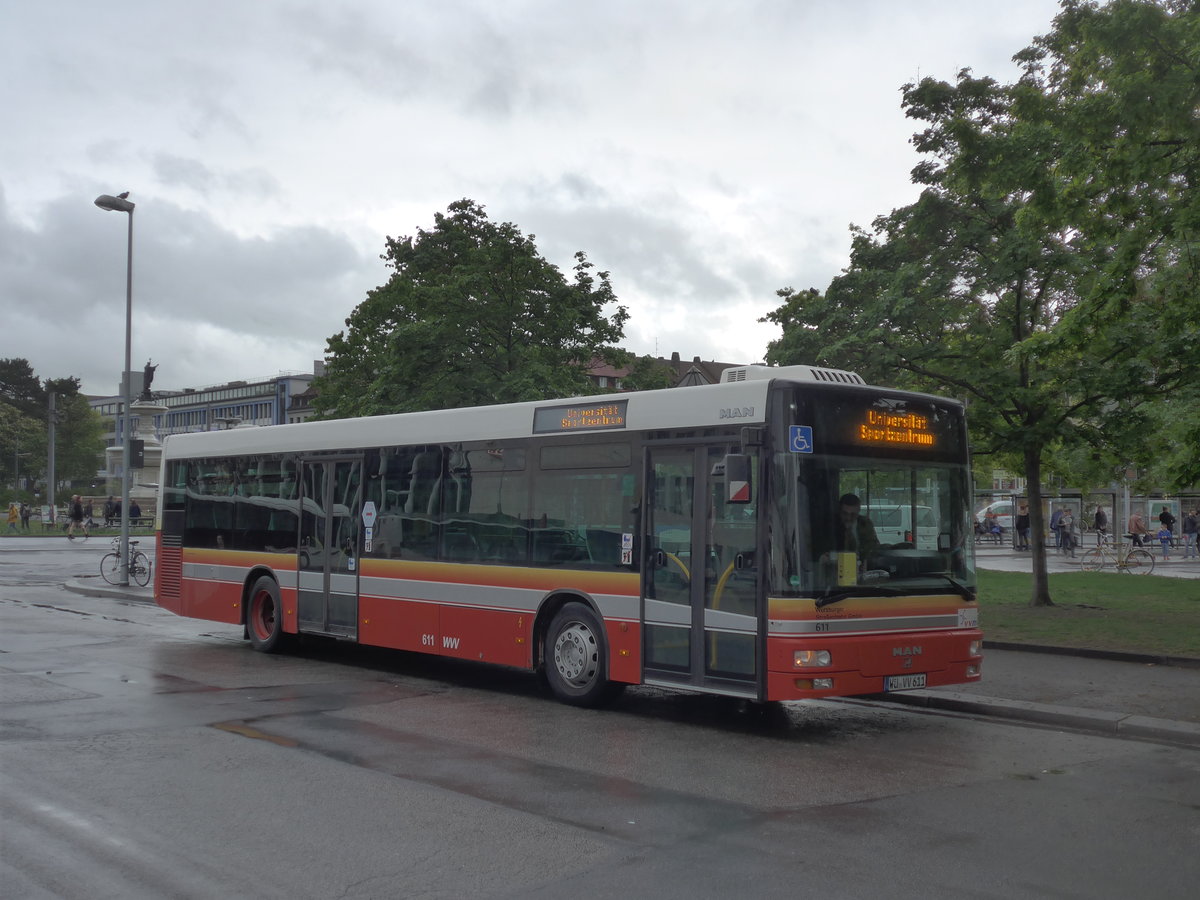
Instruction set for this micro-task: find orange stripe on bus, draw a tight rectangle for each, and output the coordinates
[183,548,298,570]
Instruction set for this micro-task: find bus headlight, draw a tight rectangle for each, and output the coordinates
[794,649,831,668]
[968,640,982,657]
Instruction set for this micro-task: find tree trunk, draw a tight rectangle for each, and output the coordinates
[1023,445,1054,607]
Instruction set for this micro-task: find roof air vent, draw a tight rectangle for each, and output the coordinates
[720,365,864,385]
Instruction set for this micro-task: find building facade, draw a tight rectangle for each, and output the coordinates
[88,367,321,488]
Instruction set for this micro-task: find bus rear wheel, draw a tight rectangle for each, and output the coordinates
[544,602,623,707]
[247,576,286,653]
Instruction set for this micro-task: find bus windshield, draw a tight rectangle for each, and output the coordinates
[767,452,976,598]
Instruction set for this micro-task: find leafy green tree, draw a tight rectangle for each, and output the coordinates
[1016,0,1200,493]
[0,365,106,501]
[0,358,46,418]
[763,0,1199,606]
[54,394,106,488]
[0,402,46,493]
[315,199,629,417]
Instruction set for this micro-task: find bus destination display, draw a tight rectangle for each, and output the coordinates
[799,392,964,459]
[858,408,936,447]
[533,400,629,434]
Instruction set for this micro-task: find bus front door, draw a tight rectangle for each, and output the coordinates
[298,457,362,639]
[644,446,759,697]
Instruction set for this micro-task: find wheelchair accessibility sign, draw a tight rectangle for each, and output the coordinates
[789,425,814,453]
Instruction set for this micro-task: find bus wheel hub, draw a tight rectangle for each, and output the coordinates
[554,623,595,683]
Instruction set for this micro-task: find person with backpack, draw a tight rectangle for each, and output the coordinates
[1127,510,1149,547]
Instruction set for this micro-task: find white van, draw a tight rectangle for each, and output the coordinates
[867,504,938,549]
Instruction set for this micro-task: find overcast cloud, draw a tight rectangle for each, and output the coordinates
[2,0,1063,396]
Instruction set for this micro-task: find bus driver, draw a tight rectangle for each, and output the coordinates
[835,493,880,557]
[815,492,881,585]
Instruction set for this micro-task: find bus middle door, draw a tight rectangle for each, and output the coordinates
[298,457,362,639]
[644,445,759,697]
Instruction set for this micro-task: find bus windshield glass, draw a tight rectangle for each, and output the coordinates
[767,387,976,598]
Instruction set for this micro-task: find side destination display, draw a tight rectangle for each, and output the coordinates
[533,400,628,434]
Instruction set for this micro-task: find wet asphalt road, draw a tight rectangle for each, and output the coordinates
[2,541,1199,899]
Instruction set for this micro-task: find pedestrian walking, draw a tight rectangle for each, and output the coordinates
[1093,505,1108,545]
[1127,511,1149,547]
[67,494,88,540]
[1050,506,1065,553]
[20,502,30,531]
[1158,506,1176,549]
[1059,508,1077,558]
[1015,503,1030,551]
[6,503,17,533]
[1183,508,1198,560]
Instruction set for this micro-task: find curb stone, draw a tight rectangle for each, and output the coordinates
[862,689,1200,748]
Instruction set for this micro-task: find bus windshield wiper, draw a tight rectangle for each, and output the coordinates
[927,573,975,601]
[815,586,906,608]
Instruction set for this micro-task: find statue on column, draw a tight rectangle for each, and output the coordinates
[140,360,157,401]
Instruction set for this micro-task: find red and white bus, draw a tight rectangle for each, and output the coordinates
[154,364,982,706]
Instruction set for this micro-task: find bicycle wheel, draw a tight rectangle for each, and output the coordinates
[130,551,152,587]
[1124,549,1155,575]
[100,553,122,585]
[1080,548,1106,572]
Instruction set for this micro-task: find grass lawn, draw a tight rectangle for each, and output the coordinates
[978,569,1200,659]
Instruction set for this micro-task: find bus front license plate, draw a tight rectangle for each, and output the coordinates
[885,673,926,691]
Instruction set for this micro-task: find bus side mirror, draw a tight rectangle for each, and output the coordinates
[723,453,752,504]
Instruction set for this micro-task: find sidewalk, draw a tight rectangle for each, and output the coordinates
[974,540,1200,579]
[881,648,1200,748]
[57,555,1200,750]
[876,541,1200,747]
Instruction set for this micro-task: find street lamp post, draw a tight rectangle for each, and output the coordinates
[95,192,136,585]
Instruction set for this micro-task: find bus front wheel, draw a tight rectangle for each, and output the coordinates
[544,602,623,707]
[247,576,286,653]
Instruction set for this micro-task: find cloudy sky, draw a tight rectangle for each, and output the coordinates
[3,0,1065,397]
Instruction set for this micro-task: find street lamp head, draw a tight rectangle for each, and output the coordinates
[95,193,135,213]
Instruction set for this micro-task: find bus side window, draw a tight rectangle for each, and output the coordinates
[369,447,441,560]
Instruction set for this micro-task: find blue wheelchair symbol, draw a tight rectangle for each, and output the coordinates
[789,425,814,453]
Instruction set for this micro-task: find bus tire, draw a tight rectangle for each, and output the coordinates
[247,576,286,653]
[544,602,623,707]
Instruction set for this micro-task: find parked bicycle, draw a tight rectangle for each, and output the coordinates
[100,539,152,587]
[1080,534,1155,575]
